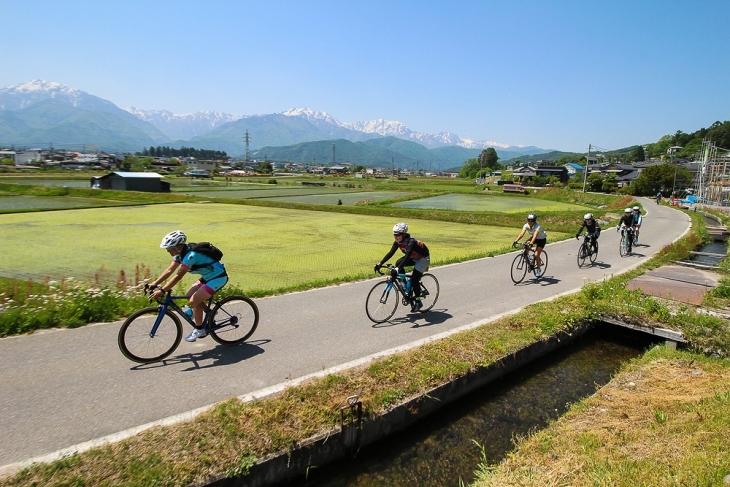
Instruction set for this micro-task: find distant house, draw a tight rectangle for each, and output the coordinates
[565,163,584,176]
[0,149,42,165]
[512,165,537,178]
[92,172,170,192]
[535,165,569,183]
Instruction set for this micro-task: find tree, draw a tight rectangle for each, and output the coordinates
[630,146,645,162]
[587,173,603,192]
[1,158,14,166]
[459,158,481,179]
[479,148,500,170]
[630,163,691,196]
[601,173,618,193]
[257,161,273,174]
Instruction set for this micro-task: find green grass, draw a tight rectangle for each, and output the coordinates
[0,203,555,294]
[392,193,588,213]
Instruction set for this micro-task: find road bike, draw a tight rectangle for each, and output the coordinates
[365,264,439,323]
[118,287,259,364]
[618,227,634,257]
[576,233,598,267]
[510,242,549,284]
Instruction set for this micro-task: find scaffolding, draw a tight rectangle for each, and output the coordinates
[694,138,730,205]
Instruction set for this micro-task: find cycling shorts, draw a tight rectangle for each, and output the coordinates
[534,238,547,249]
[196,274,229,294]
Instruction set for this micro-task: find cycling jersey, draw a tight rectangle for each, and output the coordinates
[174,245,227,282]
[380,235,430,264]
[632,212,643,226]
[577,219,601,235]
[522,222,547,240]
[618,214,633,228]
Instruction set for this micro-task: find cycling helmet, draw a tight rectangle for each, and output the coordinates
[160,230,187,249]
[527,213,536,221]
[633,206,640,211]
[584,213,594,220]
[624,208,632,214]
[393,222,409,235]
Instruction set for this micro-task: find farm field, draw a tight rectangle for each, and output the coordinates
[393,193,588,213]
[0,195,128,211]
[175,187,375,199]
[261,190,414,205]
[0,202,557,294]
[0,179,91,187]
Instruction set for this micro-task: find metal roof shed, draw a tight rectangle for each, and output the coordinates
[92,172,170,192]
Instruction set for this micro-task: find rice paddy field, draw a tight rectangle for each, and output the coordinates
[0,202,554,294]
[392,193,588,213]
[0,195,128,211]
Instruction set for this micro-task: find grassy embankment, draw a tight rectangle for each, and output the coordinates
[2,209,727,487]
[0,181,625,337]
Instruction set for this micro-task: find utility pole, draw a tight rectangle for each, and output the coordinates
[244,130,251,162]
[582,144,591,193]
[391,156,394,175]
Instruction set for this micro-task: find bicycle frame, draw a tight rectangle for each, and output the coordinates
[150,293,213,336]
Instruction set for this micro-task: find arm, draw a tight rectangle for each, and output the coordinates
[150,262,187,300]
[150,260,180,288]
[379,241,399,265]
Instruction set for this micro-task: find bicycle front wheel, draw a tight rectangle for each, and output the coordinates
[366,281,399,323]
[510,254,528,284]
[619,235,628,257]
[589,243,598,264]
[118,307,182,364]
[577,242,588,267]
[418,273,440,312]
[209,295,259,345]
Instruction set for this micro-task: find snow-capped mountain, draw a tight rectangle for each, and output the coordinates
[0,80,120,112]
[280,107,520,150]
[124,107,243,141]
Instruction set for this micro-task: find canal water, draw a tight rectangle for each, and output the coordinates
[283,325,657,487]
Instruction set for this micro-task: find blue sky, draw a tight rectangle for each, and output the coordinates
[1,0,728,152]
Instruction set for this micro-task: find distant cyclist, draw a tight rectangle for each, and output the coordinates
[617,208,635,246]
[656,191,662,204]
[374,222,430,312]
[514,214,547,277]
[576,213,601,254]
[631,206,643,244]
[148,230,228,342]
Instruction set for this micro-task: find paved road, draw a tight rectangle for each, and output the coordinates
[0,200,690,470]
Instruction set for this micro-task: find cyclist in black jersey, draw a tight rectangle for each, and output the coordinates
[576,213,601,254]
[374,222,431,312]
[617,208,635,245]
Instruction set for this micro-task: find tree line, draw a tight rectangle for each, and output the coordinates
[137,146,229,160]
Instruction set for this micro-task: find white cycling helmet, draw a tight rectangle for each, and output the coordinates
[624,208,632,214]
[160,230,187,249]
[527,213,536,221]
[393,222,408,235]
[584,213,593,220]
[633,206,640,211]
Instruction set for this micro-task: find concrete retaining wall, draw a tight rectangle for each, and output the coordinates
[203,322,596,487]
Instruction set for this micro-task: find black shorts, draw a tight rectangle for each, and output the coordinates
[534,238,546,249]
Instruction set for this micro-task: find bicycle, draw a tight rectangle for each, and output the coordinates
[118,286,259,364]
[618,227,634,257]
[365,264,440,324]
[510,242,549,284]
[576,233,598,267]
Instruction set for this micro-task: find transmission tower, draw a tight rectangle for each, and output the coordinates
[244,130,251,162]
[332,143,335,165]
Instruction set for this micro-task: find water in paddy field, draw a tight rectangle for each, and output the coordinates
[692,215,728,266]
[283,325,656,487]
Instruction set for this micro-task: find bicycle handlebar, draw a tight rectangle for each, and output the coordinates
[513,241,532,249]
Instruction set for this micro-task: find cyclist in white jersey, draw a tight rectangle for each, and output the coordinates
[514,214,547,277]
[631,206,643,244]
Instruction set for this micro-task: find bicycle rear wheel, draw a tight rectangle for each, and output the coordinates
[366,281,399,323]
[589,244,598,264]
[417,273,440,312]
[209,295,259,345]
[577,242,588,267]
[118,307,182,364]
[510,254,527,284]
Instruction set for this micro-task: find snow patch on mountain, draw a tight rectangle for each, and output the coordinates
[0,79,112,111]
